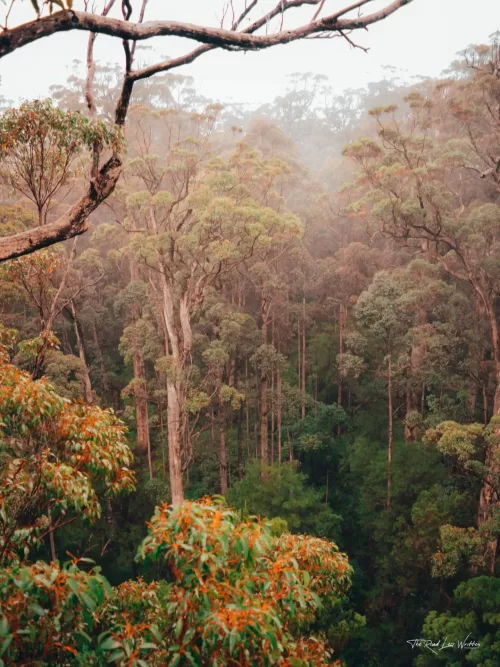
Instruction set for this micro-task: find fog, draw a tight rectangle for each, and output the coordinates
[1,0,499,107]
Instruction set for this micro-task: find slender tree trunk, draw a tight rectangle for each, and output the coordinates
[48,512,56,562]
[132,346,152,480]
[159,400,167,479]
[238,402,244,480]
[478,302,500,569]
[271,320,275,464]
[404,333,425,443]
[70,302,93,405]
[465,379,478,421]
[245,359,250,458]
[337,302,344,436]
[129,255,152,480]
[260,306,269,468]
[219,420,228,495]
[277,366,282,467]
[167,377,184,505]
[92,320,109,393]
[260,375,269,466]
[337,302,343,409]
[478,427,499,574]
[301,296,306,421]
[483,382,489,426]
[271,370,275,465]
[297,317,301,391]
[33,238,77,379]
[387,337,393,510]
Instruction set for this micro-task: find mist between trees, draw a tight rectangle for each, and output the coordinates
[0,1,500,666]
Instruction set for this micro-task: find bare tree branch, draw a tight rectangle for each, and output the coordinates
[0,0,413,262]
[0,155,122,261]
[0,1,414,59]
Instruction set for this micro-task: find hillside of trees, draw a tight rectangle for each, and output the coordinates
[1,2,500,665]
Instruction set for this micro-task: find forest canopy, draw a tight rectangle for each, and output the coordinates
[1,1,500,666]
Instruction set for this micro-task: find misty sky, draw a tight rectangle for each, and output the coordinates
[1,0,499,107]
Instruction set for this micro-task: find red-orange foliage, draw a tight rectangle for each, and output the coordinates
[0,325,135,564]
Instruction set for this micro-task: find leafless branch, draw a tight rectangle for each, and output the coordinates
[0,1,414,60]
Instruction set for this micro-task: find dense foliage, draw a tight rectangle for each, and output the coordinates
[1,31,500,667]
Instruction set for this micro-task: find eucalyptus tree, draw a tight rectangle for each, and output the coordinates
[0,0,414,261]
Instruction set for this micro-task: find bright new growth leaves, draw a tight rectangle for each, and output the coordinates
[135,497,352,666]
[0,559,111,666]
[0,498,352,666]
[0,324,135,564]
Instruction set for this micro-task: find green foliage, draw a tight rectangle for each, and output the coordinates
[0,335,135,564]
[416,578,500,667]
[0,559,110,666]
[227,461,341,538]
[0,99,122,222]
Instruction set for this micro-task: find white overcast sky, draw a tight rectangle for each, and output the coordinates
[1,0,499,107]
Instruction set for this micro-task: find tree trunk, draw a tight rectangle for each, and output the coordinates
[297,317,301,391]
[219,422,228,495]
[167,377,184,505]
[404,334,425,443]
[337,302,343,409]
[260,374,269,466]
[158,399,167,479]
[260,305,269,468]
[92,320,109,393]
[70,301,93,405]
[478,302,500,569]
[277,366,282,467]
[478,426,499,574]
[301,296,306,420]
[483,382,489,426]
[337,302,344,436]
[33,238,77,379]
[271,370,275,465]
[132,346,152,480]
[387,337,393,510]
[238,402,244,480]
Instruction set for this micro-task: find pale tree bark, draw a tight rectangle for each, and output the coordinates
[260,301,271,467]
[387,335,393,510]
[301,295,306,421]
[337,303,344,410]
[69,301,93,404]
[476,293,500,570]
[0,3,415,60]
[219,424,228,495]
[129,255,152,480]
[238,401,244,480]
[277,365,282,467]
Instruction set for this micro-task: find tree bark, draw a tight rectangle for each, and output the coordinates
[301,296,306,420]
[219,422,228,495]
[238,402,244,480]
[0,4,416,61]
[0,157,122,262]
[70,301,93,405]
[277,366,282,467]
[92,320,109,393]
[167,377,184,505]
[387,336,393,510]
[260,303,269,467]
